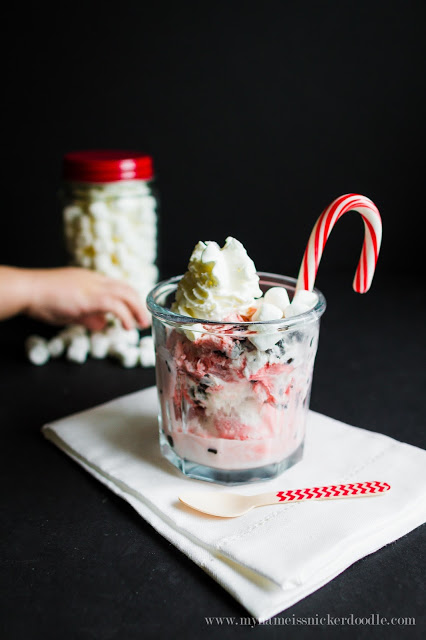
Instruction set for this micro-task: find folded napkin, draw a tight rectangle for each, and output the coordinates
[43,387,426,621]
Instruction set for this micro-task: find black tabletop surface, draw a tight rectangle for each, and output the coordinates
[1,273,425,640]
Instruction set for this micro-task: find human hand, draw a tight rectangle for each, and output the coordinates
[24,267,150,330]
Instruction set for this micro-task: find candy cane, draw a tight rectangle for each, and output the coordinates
[296,194,382,293]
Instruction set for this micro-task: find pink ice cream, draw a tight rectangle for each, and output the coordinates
[156,325,317,470]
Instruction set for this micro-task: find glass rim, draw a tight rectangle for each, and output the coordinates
[146,271,326,329]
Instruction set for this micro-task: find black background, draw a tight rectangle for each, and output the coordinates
[1,2,425,639]
[3,1,426,283]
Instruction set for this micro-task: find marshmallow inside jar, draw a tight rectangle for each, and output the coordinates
[61,150,159,318]
[147,237,326,485]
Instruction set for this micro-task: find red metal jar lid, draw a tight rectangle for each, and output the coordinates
[63,150,154,183]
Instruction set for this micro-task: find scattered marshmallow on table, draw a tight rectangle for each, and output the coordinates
[124,328,140,346]
[140,335,156,367]
[25,321,156,368]
[90,332,110,359]
[48,336,65,358]
[66,335,90,364]
[115,345,141,368]
[109,331,149,368]
[25,336,50,366]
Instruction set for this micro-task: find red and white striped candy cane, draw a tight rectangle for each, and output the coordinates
[296,194,382,293]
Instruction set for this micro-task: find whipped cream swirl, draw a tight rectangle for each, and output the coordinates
[172,237,262,320]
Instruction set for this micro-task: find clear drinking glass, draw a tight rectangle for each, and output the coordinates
[147,273,326,485]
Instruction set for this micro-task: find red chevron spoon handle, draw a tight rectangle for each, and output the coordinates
[275,481,391,503]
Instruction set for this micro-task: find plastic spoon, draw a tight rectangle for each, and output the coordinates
[179,481,391,518]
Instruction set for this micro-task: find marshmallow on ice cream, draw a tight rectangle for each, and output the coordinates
[149,237,325,484]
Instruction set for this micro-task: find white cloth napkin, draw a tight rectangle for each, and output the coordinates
[42,386,426,621]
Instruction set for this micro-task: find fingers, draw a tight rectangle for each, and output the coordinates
[98,297,138,330]
[106,280,150,328]
[79,313,108,331]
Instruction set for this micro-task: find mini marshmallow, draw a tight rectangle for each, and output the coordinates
[92,220,112,239]
[76,214,92,233]
[141,195,157,211]
[263,287,290,312]
[104,265,123,280]
[108,342,139,368]
[63,205,82,223]
[71,334,90,349]
[88,201,109,219]
[143,243,157,260]
[117,255,137,274]
[284,302,311,318]
[137,243,156,264]
[112,218,131,239]
[90,332,110,359]
[138,208,156,225]
[292,289,318,309]
[48,336,65,358]
[94,253,113,273]
[139,336,156,367]
[252,302,283,322]
[105,324,128,341]
[93,238,114,254]
[114,242,130,261]
[66,335,90,364]
[25,336,50,366]
[122,328,140,345]
[125,235,142,253]
[140,350,155,368]
[249,303,283,351]
[139,335,154,350]
[138,225,157,241]
[108,340,129,358]
[113,197,139,214]
[121,346,140,368]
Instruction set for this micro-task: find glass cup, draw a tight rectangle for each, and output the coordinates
[147,273,326,485]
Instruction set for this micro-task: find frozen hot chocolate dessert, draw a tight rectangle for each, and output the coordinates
[149,193,382,483]
[153,237,321,476]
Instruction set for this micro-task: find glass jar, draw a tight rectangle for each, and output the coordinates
[147,273,326,485]
[62,150,158,315]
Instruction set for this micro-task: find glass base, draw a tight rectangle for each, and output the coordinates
[160,431,304,485]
